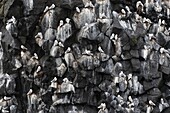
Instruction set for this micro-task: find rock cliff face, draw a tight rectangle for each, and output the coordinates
[0,0,170,113]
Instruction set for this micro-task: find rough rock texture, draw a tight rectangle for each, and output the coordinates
[0,0,170,113]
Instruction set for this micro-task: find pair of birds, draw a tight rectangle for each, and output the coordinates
[146,100,169,113]
[75,1,94,13]
[98,103,108,113]
[44,4,55,13]
[82,46,104,56]
[60,78,75,93]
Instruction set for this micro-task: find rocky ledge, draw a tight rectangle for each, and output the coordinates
[0,0,169,113]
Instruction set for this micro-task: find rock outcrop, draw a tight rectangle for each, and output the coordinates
[0,0,169,113]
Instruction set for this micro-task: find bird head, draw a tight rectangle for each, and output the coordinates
[98,103,106,110]
[66,18,71,23]
[52,77,57,82]
[35,32,43,39]
[0,32,2,40]
[149,100,156,106]
[36,66,41,72]
[33,53,38,59]
[63,78,69,83]
[128,73,132,79]
[121,9,126,15]
[59,20,64,26]
[21,45,27,50]
[160,48,165,54]
[76,7,81,13]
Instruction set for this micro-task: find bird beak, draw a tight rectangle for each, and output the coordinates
[98,105,102,108]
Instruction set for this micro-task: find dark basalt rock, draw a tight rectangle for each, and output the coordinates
[157,32,167,47]
[0,0,170,112]
[61,0,84,9]
[121,51,132,60]
[100,36,114,56]
[147,88,162,102]
[143,77,162,91]
[135,22,145,36]
[119,30,130,50]
[0,0,15,17]
[130,49,139,58]
[131,58,140,72]
[160,65,170,75]
[121,60,132,73]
